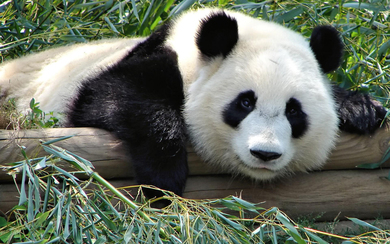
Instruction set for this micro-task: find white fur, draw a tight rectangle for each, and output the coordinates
[0,8,339,181]
[0,38,143,117]
[169,9,339,180]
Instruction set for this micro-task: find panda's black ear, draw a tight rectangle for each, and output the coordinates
[125,22,171,59]
[196,11,238,58]
[310,26,344,73]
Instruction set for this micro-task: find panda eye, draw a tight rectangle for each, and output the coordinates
[286,98,302,116]
[285,97,308,139]
[223,90,257,128]
[241,98,252,108]
[286,107,297,116]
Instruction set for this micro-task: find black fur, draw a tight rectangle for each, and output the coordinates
[67,25,188,197]
[285,98,309,138]
[196,11,239,58]
[310,25,344,73]
[223,90,257,128]
[223,92,309,139]
[310,26,386,134]
[332,85,387,134]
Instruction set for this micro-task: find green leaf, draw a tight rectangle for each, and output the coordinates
[63,201,71,239]
[271,226,278,244]
[265,207,278,216]
[347,217,383,231]
[232,196,263,213]
[73,1,106,9]
[19,162,28,205]
[88,200,118,232]
[378,39,390,58]
[34,157,47,170]
[0,217,7,228]
[169,0,197,18]
[212,210,243,231]
[42,145,76,162]
[0,230,12,243]
[276,212,305,244]
[47,237,61,243]
[34,211,51,229]
[301,227,329,244]
[41,135,74,145]
[131,0,140,22]
[343,2,386,11]
[274,7,304,23]
[27,181,35,222]
[104,16,119,33]
[29,98,36,109]
[95,236,107,244]
[124,224,135,243]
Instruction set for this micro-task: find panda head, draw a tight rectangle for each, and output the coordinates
[184,10,343,180]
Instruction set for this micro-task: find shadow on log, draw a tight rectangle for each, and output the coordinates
[1,127,390,221]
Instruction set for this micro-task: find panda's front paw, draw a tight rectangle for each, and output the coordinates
[336,90,387,134]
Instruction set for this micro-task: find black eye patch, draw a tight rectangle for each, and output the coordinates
[223,90,257,128]
[285,98,309,138]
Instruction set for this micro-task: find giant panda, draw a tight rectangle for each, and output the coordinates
[0,8,386,197]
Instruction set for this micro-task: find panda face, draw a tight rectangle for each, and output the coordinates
[223,91,308,179]
[184,30,339,180]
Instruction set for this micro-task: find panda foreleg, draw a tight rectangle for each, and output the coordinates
[68,85,189,198]
[122,107,189,199]
[66,30,189,198]
[69,99,188,198]
[332,85,387,134]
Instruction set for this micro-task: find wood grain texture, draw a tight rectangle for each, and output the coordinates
[1,127,390,220]
[184,170,390,221]
[0,128,133,182]
[1,169,389,221]
[1,127,389,182]
[326,129,390,169]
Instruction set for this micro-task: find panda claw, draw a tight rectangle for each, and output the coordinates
[333,85,387,134]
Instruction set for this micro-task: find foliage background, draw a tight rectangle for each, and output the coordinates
[1,0,389,105]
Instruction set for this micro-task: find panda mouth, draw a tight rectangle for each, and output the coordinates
[239,162,275,171]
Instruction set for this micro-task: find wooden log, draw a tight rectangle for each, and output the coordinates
[183,170,390,221]
[1,127,390,182]
[1,169,390,221]
[1,127,390,220]
[0,128,133,182]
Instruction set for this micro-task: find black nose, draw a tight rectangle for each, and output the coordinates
[250,149,282,162]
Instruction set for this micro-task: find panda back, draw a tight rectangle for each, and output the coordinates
[0,38,144,116]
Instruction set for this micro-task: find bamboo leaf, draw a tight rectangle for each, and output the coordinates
[34,211,51,230]
[88,200,118,232]
[27,181,34,222]
[104,16,119,33]
[301,227,329,244]
[131,0,140,22]
[41,135,74,145]
[274,7,304,23]
[168,0,196,17]
[343,2,386,11]
[276,212,305,244]
[95,236,107,244]
[63,199,71,239]
[232,196,263,213]
[378,39,390,58]
[18,162,28,205]
[347,217,382,231]
[212,210,243,231]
